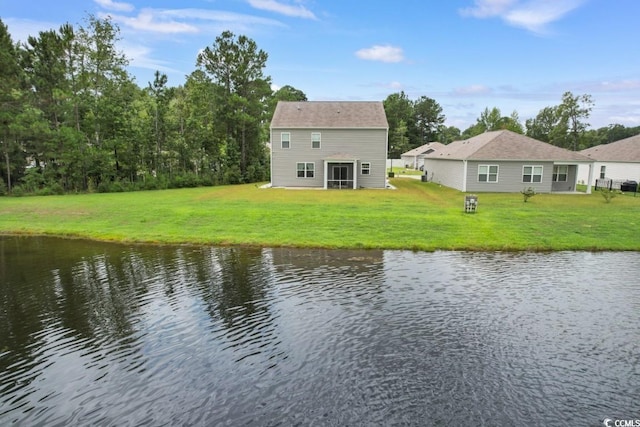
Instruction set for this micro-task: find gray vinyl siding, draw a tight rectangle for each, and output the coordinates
[270,128,387,188]
[465,161,554,193]
[424,159,465,191]
[426,159,582,193]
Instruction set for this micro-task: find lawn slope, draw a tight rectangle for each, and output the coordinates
[1,179,639,251]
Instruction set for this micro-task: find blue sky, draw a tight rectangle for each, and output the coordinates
[2,0,640,130]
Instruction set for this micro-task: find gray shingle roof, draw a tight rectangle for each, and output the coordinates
[580,134,640,162]
[270,101,388,129]
[402,142,446,156]
[424,130,591,162]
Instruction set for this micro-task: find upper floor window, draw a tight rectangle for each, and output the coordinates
[478,165,498,182]
[311,132,321,149]
[523,165,543,183]
[281,132,290,149]
[553,165,568,182]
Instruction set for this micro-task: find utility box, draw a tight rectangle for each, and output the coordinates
[464,195,478,213]
[621,180,637,192]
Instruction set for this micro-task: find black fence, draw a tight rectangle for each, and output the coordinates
[595,178,638,193]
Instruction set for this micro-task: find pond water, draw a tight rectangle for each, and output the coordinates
[1,236,639,426]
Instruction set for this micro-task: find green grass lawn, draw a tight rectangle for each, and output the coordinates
[388,166,423,175]
[1,178,639,251]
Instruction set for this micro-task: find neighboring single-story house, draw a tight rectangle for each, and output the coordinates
[423,130,594,193]
[577,133,640,187]
[401,142,446,170]
[270,101,389,189]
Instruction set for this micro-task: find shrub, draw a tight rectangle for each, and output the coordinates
[11,186,25,197]
[171,174,199,188]
[37,182,65,196]
[97,180,130,193]
[521,187,537,202]
[600,188,621,203]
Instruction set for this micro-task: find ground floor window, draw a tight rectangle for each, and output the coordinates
[297,162,314,178]
[478,165,498,182]
[600,165,606,179]
[553,165,568,182]
[523,165,543,183]
[361,162,371,175]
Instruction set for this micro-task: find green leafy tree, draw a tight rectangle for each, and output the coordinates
[148,71,171,175]
[272,85,307,102]
[197,31,272,183]
[439,125,461,144]
[412,96,445,143]
[183,70,223,182]
[463,107,523,138]
[585,124,640,148]
[0,19,28,193]
[526,92,594,150]
[504,110,524,133]
[558,91,594,151]
[525,106,558,142]
[383,92,415,144]
[389,119,411,160]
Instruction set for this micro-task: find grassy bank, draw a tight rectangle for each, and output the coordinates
[1,179,639,251]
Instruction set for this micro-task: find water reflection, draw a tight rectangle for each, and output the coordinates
[1,236,639,425]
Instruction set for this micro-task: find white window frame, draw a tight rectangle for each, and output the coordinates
[523,165,543,183]
[281,132,290,149]
[478,165,498,183]
[553,165,568,182]
[361,162,371,175]
[311,132,321,149]
[296,162,314,178]
[600,165,606,179]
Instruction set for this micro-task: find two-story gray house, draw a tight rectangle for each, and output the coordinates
[270,101,389,189]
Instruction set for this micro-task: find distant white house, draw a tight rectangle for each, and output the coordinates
[423,130,594,193]
[270,101,389,189]
[401,142,446,170]
[577,134,640,186]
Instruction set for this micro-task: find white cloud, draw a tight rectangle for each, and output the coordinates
[100,10,199,34]
[119,42,181,75]
[460,0,516,18]
[101,8,285,35]
[453,84,493,95]
[597,80,640,92]
[609,115,640,125]
[94,0,135,13]
[459,0,586,34]
[248,0,317,19]
[355,45,405,63]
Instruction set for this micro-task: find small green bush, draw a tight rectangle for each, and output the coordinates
[521,187,537,202]
[11,186,25,197]
[600,188,621,203]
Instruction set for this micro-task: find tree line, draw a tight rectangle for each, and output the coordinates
[0,16,307,195]
[1,15,638,195]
